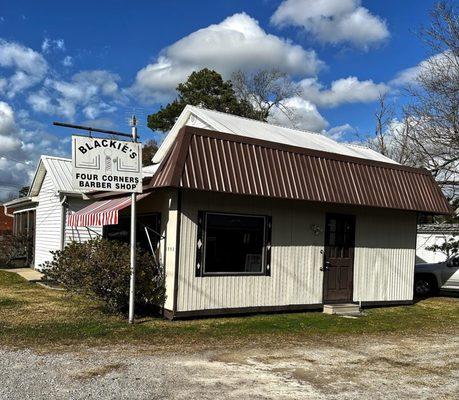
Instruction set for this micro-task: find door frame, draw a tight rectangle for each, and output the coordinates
[322,213,356,304]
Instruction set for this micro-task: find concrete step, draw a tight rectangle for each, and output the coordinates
[4,268,44,282]
[323,303,361,315]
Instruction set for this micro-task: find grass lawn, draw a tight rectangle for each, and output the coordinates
[0,270,458,351]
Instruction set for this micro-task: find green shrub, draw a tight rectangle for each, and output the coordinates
[42,238,166,314]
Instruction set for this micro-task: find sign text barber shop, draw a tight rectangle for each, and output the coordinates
[72,136,143,193]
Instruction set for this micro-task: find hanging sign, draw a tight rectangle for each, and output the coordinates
[72,135,143,193]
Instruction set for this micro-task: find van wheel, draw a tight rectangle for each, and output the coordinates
[414,275,438,297]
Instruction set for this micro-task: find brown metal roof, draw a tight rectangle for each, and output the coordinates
[147,126,452,215]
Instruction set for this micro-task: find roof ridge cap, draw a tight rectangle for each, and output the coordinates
[185,126,431,175]
[345,143,372,149]
[190,105,327,138]
[42,155,71,162]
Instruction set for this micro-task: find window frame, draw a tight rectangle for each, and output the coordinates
[196,211,272,277]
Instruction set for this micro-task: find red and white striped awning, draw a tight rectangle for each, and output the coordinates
[67,193,150,227]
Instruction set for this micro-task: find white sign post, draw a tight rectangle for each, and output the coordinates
[128,118,138,324]
[70,118,142,324]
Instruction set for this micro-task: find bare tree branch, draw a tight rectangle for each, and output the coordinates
[403,1,459,199]
[231,69,300,122]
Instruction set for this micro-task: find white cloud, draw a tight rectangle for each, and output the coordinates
[27,70,122,120]
[0,39,48,97]
[299,76,388,107]
[41,38,66,53]
[271,0,389,49]
[390,65,421,87]
[326,123,354,140]
[0,134,22,153]
[62,55,73,67]
[390,52,457,87]
[81,118,116,130]
[131,12,323,102]
[0,101,69,200]
[268,96,328,132]
[0,157,32,200]
[0,101,15,135]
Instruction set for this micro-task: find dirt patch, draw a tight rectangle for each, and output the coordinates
[1,332,458,399]
[71,363,125,381]
[210,352,253,365]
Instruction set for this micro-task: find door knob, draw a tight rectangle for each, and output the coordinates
[321,261,330,271]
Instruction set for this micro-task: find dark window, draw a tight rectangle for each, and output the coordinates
[199,212,270,276]
[103,213,161,254]
[325,214,355,258]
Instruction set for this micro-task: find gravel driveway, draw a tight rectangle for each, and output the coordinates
[1,332,458,400]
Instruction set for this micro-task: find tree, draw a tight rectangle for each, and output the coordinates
[18,186,29,197]
[369,2,458,201]
[403,1,459,198]
[426,237,458,259]
[368,94,423,166]
[371,93,395,158]
[147,69,259,132]
[142,140,158,167]
[231,69,301,122]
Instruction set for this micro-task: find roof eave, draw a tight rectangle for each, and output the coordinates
[146,125,451,215]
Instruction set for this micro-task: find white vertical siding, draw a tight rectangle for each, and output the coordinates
[64,198,103,245]
[353,210,417,302]
[175,191,418,313]
[34,173,63,269]
[176,191,324,312]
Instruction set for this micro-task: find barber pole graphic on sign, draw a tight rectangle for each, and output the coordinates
[72,135,143,193]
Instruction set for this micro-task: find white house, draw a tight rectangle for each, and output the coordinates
[4,156,103,269]
[4,155,158,269]
[416,224,459,264]
[69,106,451,318]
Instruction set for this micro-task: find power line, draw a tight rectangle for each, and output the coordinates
[0,154,31,166]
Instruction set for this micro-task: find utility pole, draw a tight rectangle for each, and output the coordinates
[128,115,138,324]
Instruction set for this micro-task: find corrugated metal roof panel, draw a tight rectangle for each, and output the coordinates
[148,126,451,215]
[153,105,399,165]
[41,156,76,193]
[417,224,459,234]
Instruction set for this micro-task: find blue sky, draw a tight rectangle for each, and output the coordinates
[0,0,439,199]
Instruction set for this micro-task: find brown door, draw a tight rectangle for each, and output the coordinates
[323,214,355,303]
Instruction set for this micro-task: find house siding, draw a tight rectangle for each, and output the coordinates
[353,211,417,303]
[34,173,63,269]
[416,232,459,264]
[176,191,323,312]
[174,190,417,313]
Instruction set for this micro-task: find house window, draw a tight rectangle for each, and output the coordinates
[196,212,272,276]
